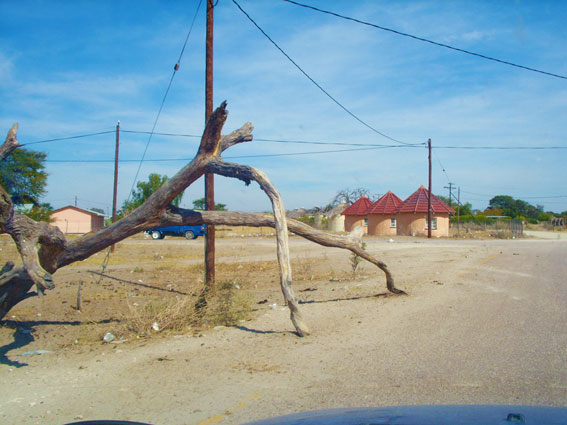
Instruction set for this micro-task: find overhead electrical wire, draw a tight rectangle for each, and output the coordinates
[20,130,114,146]
[121,130,201,138]
[127,0,203,201]
[461,189,567,199]
[231,0,418,146]
[433,151,452,183]
[282,0,567,81]
[20,127,566,151]
[45,144,406,163]
[435,145,567,150]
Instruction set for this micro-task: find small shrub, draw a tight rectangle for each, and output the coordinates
[122,296,198,336]
[297,216,315,226]
[206,281,252,326]
[350,242,366,279]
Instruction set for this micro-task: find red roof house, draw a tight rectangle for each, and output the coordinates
[367,191,403,236]
[396,186,455,237]
[341,196,373,233]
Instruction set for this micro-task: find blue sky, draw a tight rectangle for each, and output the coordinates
[1,0,566,214]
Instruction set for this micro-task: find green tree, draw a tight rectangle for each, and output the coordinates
[25,203,54,222]
[90,207,105,215]
[437,195,472,216]
[488,195,546,221]
[120,173,182,216]
[192,197,227,211]
[457,202,473,216]
[0,148,48,205]
[488,195,518,217]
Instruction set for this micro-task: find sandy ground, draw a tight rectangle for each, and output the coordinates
[0,233,566,424]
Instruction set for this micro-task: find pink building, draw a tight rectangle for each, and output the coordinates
[396,186,455,237]
[341,196,373,233]
[366,191,403,236]
[50,206,105,234]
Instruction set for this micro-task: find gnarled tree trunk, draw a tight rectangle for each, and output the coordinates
[0,103,405,335]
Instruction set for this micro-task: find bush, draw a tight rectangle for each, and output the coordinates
[297,216,315,226]
[206,281,252,326]
[122,297,198,336]
[120,282,252,337]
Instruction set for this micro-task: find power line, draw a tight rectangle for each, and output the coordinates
[461,189,567,199]
[45,144,406,163]
[231,0,418,146]
[283,0,567,81]
[20,130,114,146]
[433,151,451,183]
[127,0,203,200]
[225,145,399,159]
[256,137,423,147]
[121,130,201,138]
[436,145,567,150]
[118,130,567,150]
[122,130,424,147]
[19,126,567,151]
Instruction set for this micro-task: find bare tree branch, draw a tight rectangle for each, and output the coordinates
[0,124,20,160]
[0,103,402,335]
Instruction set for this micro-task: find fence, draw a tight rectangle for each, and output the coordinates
[451,217,523,237]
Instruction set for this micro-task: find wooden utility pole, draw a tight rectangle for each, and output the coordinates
[444,182,454,207]
[204,0,215,288]
[427,138,432,239]
[111,120,120,252]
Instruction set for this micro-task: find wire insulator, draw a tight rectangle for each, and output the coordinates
[174,63,180,71]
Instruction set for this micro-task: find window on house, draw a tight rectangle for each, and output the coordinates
[364,218,368,227]
[390,218,397,228]
[425,217,438,230]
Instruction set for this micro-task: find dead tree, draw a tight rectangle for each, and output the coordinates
[0,103,405,336]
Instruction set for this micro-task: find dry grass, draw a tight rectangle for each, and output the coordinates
[205,281,253,327]
[0,233,353,349]
[118,282,253,338]
[120,296,199,336]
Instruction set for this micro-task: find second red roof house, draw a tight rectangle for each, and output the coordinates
[366,191,403,236]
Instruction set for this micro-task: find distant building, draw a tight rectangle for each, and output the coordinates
[50,206,105,234]
[326,202,348,232]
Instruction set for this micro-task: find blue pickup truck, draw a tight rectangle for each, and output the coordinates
[145,225,206,240]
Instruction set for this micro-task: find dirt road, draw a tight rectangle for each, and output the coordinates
[1,237,566,424]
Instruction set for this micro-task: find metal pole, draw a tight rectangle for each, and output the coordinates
[111,121,120,252]
[204,0,215,288]
[457,186,461,235]
[427,139,432,239]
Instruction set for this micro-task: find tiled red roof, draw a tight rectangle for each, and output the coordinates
[367,191,402,215]
[397,185,455,214]
[341,196,373,215]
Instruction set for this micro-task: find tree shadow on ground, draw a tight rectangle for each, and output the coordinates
[233,325,290,335]
[234,292,390,336]
[88,271,192,296]
[0,318,119,368]
[298,291,389,305]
